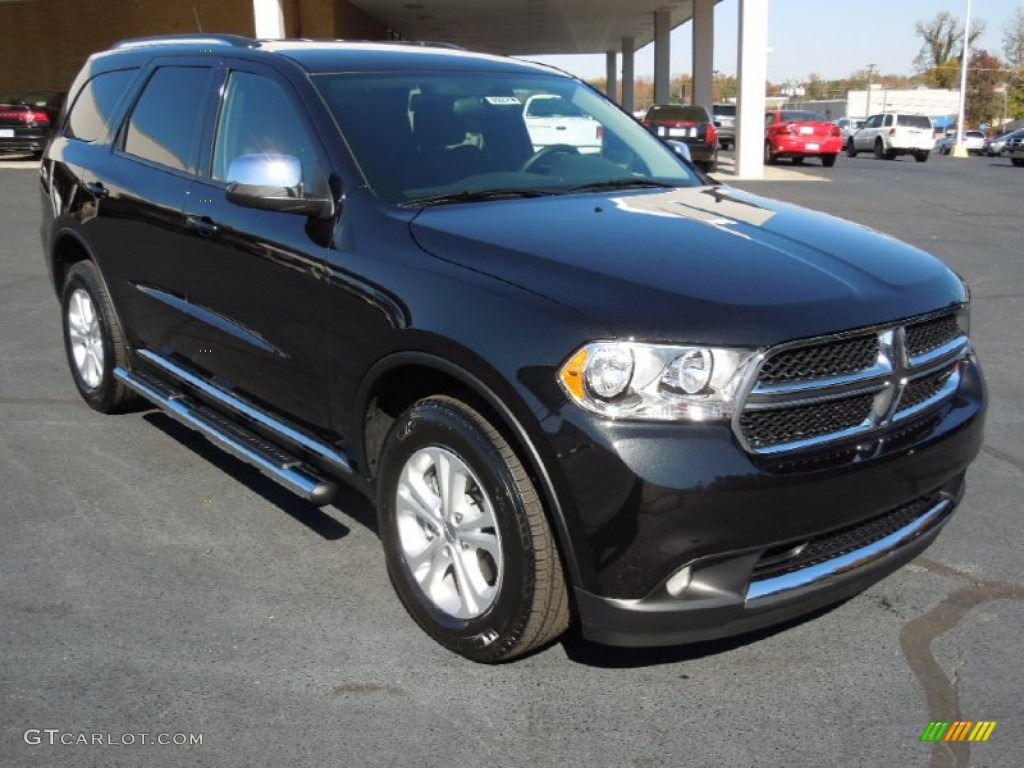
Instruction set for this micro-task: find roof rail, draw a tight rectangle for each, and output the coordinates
[112,33,257,50]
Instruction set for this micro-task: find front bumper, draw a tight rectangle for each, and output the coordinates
[577,485,958,646]
[551,355,985,647]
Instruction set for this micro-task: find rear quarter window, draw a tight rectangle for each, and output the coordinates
[65,69,137,143]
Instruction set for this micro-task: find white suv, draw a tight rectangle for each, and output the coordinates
[847,113,933,162]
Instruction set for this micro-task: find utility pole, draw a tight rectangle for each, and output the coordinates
[951,0,972,157]
[865,64,876,118]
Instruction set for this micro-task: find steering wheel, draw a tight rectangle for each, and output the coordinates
[520,144,580,174]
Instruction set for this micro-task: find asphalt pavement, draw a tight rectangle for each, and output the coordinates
[2,150,1022,767]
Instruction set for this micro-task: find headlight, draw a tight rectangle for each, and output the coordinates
[558,341,758,421]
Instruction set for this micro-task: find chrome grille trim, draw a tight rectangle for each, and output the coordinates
[734,309,968,455]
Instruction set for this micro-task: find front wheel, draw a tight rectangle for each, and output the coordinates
[874,139,885,159]
[1011,157,1024,167]
[822,153,837,167]
[376,396,570,662]
[61,261,141,413]
[846,139,858,157]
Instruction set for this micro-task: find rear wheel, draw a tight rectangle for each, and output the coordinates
[822,153,837,167]
[914,152,929,163]
[61,261,141,413]
[764,141,778,165]
[1011,158,1024,167]
[376,396,570,662]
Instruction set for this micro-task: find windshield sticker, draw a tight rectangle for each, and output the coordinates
[484,96,521,106]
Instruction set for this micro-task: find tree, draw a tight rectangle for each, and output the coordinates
[914,11,986,87]
[1003,6,1024,71]
[966,50,1007,126]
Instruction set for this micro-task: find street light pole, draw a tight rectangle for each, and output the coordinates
[951,0,972,158]
[865,64,876,118]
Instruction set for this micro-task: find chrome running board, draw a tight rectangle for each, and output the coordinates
[114,366,340,506]
[745,497,953,603]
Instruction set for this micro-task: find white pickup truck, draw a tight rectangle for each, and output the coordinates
[522,94,604,153]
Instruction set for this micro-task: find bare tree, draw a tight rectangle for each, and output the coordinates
[914,11,986,74]
[1004,6,1024,71]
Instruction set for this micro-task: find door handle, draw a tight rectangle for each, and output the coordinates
[84,181,108,199]
[185,214,219,237]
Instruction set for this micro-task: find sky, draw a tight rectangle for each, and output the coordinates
[531,0,1020,83]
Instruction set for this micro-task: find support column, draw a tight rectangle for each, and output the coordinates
[606,50,619,103]
[653,10,671,104]
[735,0,768,179]
[621,37,635,114]
[692,0,714,107]
[253,0,285,38]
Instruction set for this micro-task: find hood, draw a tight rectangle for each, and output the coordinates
[409,186,966,347]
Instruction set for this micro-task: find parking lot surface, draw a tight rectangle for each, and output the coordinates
[2,152,1022,767]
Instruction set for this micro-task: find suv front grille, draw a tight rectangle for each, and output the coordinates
[735,309,967,455]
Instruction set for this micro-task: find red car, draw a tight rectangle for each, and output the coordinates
[764,109,843,167]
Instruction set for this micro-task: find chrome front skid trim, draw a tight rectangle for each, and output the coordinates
[745,497,953,604]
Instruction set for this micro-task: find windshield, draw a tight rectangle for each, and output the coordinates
[314,71,701,205]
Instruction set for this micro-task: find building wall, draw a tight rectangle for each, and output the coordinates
[0,0,391,93]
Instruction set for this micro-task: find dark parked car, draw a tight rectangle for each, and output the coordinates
[0,89,64,157]
[642,104,719,171]
[41,35,985,662]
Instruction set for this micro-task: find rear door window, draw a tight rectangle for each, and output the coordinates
[65,69,137,143]
[123,66,213,173]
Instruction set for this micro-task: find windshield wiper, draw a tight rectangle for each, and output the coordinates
[566,178,682,193]
[405,188,558,207]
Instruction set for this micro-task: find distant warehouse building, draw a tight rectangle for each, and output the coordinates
[846,87,961,128]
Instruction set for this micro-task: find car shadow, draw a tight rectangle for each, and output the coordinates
[142,411,378,540]
[558,600,846,669]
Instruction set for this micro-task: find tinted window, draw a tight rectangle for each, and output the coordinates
[525,96,587,118]
[211,71,325,194]
[124,66,211,173]
[712,104,736,117]
[647,105,710,123]
[779,110,826,122]
[65,69,137,143]
[897,114,932,130]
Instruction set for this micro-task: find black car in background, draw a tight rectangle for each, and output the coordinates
[0,90,64,157]
[642,104,719,171]
[40,36,985,662]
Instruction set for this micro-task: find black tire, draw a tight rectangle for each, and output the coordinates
[846,139,857,157]
[874,139,885,159]
[764,141,778,165]
[61,260,142,413]
[914,152,929,163]
[822,153,837,167]
[1011,158,1024,167]
[376,396,570,662]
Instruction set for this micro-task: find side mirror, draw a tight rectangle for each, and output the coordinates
[225,153,333,217]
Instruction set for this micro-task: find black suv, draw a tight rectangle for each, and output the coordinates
[40,35,985,662]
